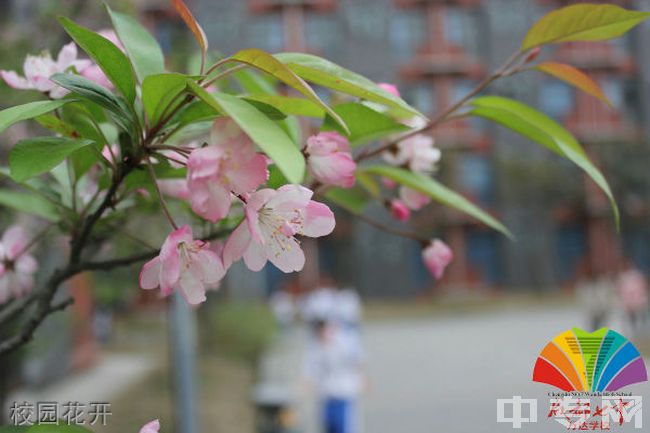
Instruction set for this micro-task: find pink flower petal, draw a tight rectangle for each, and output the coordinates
[195,249,226,285]
[140,257,162,290]
[228,153,269,195]
[178,266,206,305]
[139,419,160,433]
[15,255,37,274]
[80,64,113,89]
[2,226,29,260]
[302,201,335,237]
[0,70,32,89]
[223,223,252,269]
[56,42,78,70]
[266,237,305,273]
[243,239,269,272]
[189,180,231,223]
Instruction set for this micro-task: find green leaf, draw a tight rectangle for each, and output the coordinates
[469,96,619,227]
[241,98,287,120]
[234,68,277,94]
[322,102,410,147]
[361,165,513,239]
[59,16,137,103]
[171,100,220,129]
[278,116,302,146]
[0,100,72,134]
[521,4,650,51]
[10,137,94,182]
[36,114,82,137]
[187,82,305,183]
[50,73,133,132]
[230,48,349,133]
[142,73,187,125]
[107,6,165,82]
[244,94,324,117]
[325,187,370,214]
[275,52,424,119]
[0,189,58,221]
[356,171,380,198]
[266,164,289,189]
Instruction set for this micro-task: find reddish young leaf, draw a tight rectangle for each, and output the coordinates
[171,0,208,57]
[535,61,611,106]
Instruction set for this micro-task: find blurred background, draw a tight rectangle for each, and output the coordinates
[1,0,649,432]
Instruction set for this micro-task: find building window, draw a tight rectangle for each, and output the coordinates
[458,154,494,206]
[389,12,424,62]
[250,15,285,52]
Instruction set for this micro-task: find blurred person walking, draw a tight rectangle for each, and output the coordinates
[616,262,649,335]
[270,289,296,330]
[303,320,365,433]
[576,270,615,331]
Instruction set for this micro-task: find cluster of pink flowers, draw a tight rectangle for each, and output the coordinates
[378,84,441,217]
[0,226,38,303]
[0,30,122,98]
[139,118,339,305]
[380,83,453,279]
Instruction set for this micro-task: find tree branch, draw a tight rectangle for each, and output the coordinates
[353,211,427,243]
[355,50,525,163]
[0,268,77,355]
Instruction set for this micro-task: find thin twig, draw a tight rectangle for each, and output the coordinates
[354,211,427,243]
[355,50,525,163]
[202,64,247,88]
[146,161,179,230]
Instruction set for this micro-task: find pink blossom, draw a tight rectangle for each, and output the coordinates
[158,179,190,200]
[378,83,401,98]
[81,65,113,88]
[305,132,356,188]
[0,43,91,98]
[139,420,160,433]
[422,239,453,279]
[383,134,440,174]
[0,226,38,303]
[390,199,410,222]
[139,225,225,305]
[187,119,268,222]
[399,187,430,211]
[223,185,335,273]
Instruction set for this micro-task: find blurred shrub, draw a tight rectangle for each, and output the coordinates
[201,302,276,365]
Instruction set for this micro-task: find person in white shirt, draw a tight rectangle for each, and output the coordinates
[303,319,364,433]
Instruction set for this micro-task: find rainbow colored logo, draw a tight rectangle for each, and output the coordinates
[533,327,648,392]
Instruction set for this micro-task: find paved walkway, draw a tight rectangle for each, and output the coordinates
[261,305,649,433]
[5,353,154,412]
